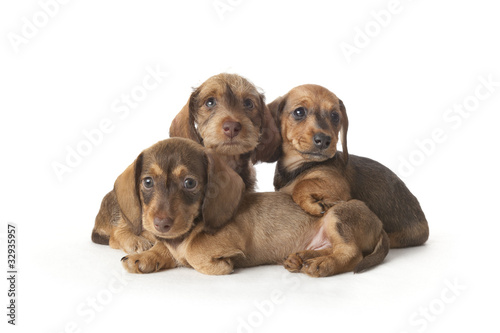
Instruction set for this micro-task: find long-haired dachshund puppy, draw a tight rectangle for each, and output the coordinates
[119,138,389,277]
[169,73,281,189]
[91,73,281,253]
[269,84,429,248]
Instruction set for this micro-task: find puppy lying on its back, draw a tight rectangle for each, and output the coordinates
[269,84,429,248]
[118,138,389,277]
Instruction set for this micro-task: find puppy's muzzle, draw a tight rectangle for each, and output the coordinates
[154,216,173,233]
[223,121,242,139]
[313,133,332,150]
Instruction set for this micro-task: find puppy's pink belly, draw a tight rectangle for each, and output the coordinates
[306,225,332,251]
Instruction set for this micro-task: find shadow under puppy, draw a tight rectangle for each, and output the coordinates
[91,73,280,253]
[120,138,389,277]
[269,84,429,248]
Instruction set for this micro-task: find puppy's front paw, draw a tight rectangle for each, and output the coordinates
[121,251,162,274]
[124,236,154,254]
[110,234,154,254]
[284,253,304,272]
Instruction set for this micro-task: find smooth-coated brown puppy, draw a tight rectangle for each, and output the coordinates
[119,138,389,277]
[269,84,429,248]
[91,73,281,253]
[169,73,281,189]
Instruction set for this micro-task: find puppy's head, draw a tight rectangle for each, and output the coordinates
[114,138,245,240]
[169,73,280,162]
[269,84,348,169]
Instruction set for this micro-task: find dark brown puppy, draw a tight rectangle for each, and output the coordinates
[169,73,281,189]
[91,73,280,252]
[119,138,389,277]
[269,84,429,248]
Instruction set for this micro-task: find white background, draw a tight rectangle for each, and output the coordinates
[1,0,499,332]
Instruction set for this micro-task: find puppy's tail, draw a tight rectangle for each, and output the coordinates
[354,230,389,273]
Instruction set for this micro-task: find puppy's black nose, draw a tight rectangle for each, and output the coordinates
[223,121,242,139]
[313,133,332,150]
[154,217,173,233]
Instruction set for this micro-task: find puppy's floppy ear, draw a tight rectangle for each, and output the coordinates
[169,90,202,143]
[338,99,349,163]
[202,151,245,233]
[253,94,282,163]
[114,153,144,235]
[252,95,287,164]
[267,95,287,129]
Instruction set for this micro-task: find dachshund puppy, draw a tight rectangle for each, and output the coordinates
[119,138,389,277]
[269,84,429,249]
[169,73,281,189]
[91,73,281,253]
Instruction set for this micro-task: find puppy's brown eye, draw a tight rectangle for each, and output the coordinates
[143,177,154,189]
[205,98,216,108]
[331,112,340,124]
[292,107,307,120]
[244,99,254,109]
[184,178,197,190]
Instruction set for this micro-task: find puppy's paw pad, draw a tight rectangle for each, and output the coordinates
[284,253,304,272]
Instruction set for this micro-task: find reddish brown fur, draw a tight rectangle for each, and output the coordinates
[269,84,429,248]
[119,138,389,277]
